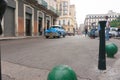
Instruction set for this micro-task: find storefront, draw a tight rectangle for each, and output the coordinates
[2,0,59,37]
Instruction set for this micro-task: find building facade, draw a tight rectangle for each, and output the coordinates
[1,0,59,37]
[56,0,77,34]
[84,10,120,29]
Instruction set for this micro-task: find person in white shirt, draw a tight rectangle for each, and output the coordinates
[105,16,110,41]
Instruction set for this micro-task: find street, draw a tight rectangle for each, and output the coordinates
[1,36,120,80]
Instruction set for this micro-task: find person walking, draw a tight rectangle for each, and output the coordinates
[85,27,88,37]
[105,16,110,41]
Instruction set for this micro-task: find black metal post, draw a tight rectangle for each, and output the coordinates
[0,0,7,79]
[98,21,106,70]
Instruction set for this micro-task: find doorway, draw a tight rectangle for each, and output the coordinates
[26,13,32,36]
[4,7,15,36]
[47,20,50,30]
[38,17,42,35]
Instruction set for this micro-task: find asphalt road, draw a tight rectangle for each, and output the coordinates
[1,36,120,80]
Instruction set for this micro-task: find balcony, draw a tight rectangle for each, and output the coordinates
[48,6,55,13]
[37,0,48,8]
[36,0,59,17]
[56,10,61,16]
[48,6,60,15]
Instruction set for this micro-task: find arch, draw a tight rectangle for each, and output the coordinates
[37,11,44,35]
[24,4,34,36]
[46,15,51,29]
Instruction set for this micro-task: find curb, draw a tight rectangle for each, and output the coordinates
[0,36,45,41]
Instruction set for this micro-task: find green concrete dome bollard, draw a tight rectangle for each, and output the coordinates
[106,43,118,58]
[47,65,77,80]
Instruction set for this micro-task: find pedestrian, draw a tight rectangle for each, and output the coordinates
[0,0,7,35]
[85,27,88,37]
[92,28,96,39]
[105,16,110,41]
[98,23,101,36]
[91,23,96,39]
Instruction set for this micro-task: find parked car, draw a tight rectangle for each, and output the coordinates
[88,28,98,38]
[117,28,120,37]
[95,29,99,37]
[108,27,118,37]
[66,31,75,36]
[44,25,66,38]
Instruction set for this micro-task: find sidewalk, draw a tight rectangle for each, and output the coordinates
[98,58,120,80]
[2,58,120,80]
[0,36,47,80]
[97,38,120,80]
[2,61,49,80]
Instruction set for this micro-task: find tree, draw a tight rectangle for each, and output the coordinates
[110,16,120,27]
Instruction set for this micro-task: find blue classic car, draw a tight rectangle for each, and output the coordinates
[45,25,66,38]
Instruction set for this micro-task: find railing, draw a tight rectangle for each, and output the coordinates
[49,6,60,15]
[37,0,60,16]
[37,0,48,8]
[56,10,61,16]
[49,6,55,13]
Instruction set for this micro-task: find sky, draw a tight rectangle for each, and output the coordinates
[70,0,120,25]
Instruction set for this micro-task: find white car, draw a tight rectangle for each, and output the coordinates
[109,27,118,37]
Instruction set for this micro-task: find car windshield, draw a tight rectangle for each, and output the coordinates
[50,26,63,29]
[50,26,60,28]
[110,28,118,31]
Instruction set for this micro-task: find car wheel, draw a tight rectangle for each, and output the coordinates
[57,36,60,38]
[45,36,49,38]
[63,35,66,38]
[53,36,56,38]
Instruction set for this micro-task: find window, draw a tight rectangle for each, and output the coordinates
[68,28,70,31]
[63,11,68,15]
[60,3,62,11]
[63,20,65,25]
[63,1,68,7]
[68,20,70,25]
[63,7,68,10]
[59,20,61,25]
[69,12,71,15]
